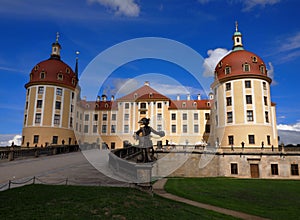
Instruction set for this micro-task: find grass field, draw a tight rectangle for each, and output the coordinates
[0,184,237,220]
[165,177,300,220]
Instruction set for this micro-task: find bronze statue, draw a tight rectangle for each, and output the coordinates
[134,117,165,162]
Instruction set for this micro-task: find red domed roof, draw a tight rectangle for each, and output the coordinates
[25,58,78,90]
[214,49,271,83]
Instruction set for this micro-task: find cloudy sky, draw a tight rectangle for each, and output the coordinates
[0,0,300,144]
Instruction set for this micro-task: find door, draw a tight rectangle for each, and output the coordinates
[250,164,259,178]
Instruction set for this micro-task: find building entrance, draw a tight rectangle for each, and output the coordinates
[250,164,259,178]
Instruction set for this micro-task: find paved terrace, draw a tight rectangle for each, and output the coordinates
[0,151,129,190]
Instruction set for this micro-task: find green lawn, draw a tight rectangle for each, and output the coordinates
[165,177,300,220]
[0,184,237,220]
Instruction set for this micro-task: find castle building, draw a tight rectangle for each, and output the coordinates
[21,25,300,179]
[21,26,278,150]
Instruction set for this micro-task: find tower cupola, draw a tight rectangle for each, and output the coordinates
[51,32,61,60]
[232,21,243,51]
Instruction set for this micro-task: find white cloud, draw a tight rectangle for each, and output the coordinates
[277,121,300,132]
[278,32,300,52]
[203,48,230,77]
[242,0,281,11]
[88,0,140,17]
[0,134,22,147]
[267,62,276,85]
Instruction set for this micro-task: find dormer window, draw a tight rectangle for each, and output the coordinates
[34,65,39,71]
[218,61,223,68]
[149,93,153,98]
[57,73,63,81]
[105,103,109,108]
[182,102,186,107]
[252,56,257,63]
[225,66,231,75]
[72,78,76,85]
[260,65,265,74]
[66,68,70,74]
[243,63,250,72]
[134,93,138,99]
[40,71,45,79]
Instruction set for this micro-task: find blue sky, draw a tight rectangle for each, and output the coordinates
[1,0,300,136]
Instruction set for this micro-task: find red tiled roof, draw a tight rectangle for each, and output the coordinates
[169,100,211,110]
[117,85,169,102]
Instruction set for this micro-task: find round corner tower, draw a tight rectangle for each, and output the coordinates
[21,33,79,147]
[210,23,278,150]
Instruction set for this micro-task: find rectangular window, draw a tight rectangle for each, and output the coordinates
[182,125,187,133]
[171,125,176,133]
[124,113,129,121]
[38,86,44,94]
[205,124,210,133]
[33,135,39,144]
[264,96,268,106]
[291,164,299,176]
[194,113,198,120]
[36,100,43,108]
[111,142,115,150]
[227,112,233,123]
[247,110,254,122]
[54,114,60,125]
[248,135,255,144]
[231,163,238,174]
[111,113,116,121]
[94,114,98,121]
[157,124,162,131]
[194,124,199,133]
[245,80,251,88]
[125,103,130,109]
[84,125,89,133]
[70,117,73,128]
[103,114,107,121]
[52,136,58,144]
[182,113,187,120]
[205,113,210,120]
[228,135,234,145]
[24,115,27,125]
[225,83,231,91]
[140,103,146,109]
[55,101,61,110]
[111,125,116,133]
[102,125,107,133]
[265,112,269,123]
[267,135,271,145]
[263,82,267,90]
[84,114,89,121]
[157,103,162,108]
[71,105,74,113]
[124,125,129,133]
[56,88,63,96]
[171,113,176,120]
[246,95,252,104]
[226,97,232,106]
[157,113,162,121]
[93,125,98,133]
[271,164,279,175]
